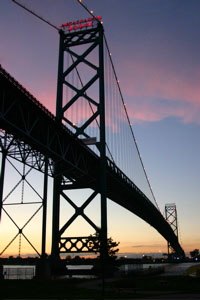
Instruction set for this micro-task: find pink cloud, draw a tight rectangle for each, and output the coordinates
[127,99,200,125]
[119,58,200,124]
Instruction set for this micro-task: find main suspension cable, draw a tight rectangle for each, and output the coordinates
[11,0,59,31]
[104,36,160,211]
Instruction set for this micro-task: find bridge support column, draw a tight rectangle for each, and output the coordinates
[165,203,179,258]
[41,158,48,258]
[51,20,108,275]
[0,148,6,221]
[0,130,51,259]
[51,171,62,259]
[99,24,108,276]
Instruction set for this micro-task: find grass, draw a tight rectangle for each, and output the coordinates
[0,279,97,299]
[1,275,200,299]
[107,275,200,292]
[186,263,200,276]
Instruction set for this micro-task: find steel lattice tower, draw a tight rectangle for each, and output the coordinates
[0,130,51,258]
[51,19,108,267]
[165,203,179,256]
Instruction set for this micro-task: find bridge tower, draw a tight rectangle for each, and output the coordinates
[0,134,50,261]
[51,17,108,267]
[165,203,179,256]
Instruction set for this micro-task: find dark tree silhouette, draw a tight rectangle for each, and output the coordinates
[190,249,199,258]
[87,232,119,258]
[87,232,120,277]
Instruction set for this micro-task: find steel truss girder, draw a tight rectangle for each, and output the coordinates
[0,65,92,181]
[0,130,54,176]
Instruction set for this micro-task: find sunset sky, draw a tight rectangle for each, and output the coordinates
[0,0,200,257]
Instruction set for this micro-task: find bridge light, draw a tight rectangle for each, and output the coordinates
[61,16,102,32]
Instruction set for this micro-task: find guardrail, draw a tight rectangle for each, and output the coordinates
[3,266,35,280]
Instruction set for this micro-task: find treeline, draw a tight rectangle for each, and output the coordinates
[0,252,196,266]
[0,255,169,266]
[0,256,39,265]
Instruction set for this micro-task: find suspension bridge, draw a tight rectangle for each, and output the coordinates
[0,10,184,274]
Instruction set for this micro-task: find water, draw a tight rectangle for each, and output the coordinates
[119,262,199,276]
[160,262,198,276]
[141,262,198,276]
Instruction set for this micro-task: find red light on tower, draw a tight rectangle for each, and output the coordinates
[60,16,102,32]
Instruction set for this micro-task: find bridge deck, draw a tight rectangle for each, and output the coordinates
[0,65,184,256]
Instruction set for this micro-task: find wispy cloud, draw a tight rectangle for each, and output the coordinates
[119,58,200,124]
[132,244,163,248]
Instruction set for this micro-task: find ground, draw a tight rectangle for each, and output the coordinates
[1,274,200,299]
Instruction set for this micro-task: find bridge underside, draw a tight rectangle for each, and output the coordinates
[0,65,185,257]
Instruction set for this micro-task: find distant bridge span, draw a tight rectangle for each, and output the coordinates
[0,65,185,257]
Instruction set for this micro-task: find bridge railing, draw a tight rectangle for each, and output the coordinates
[106,157,155,208]
[0,64,55,121]
[0,64,77,141]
